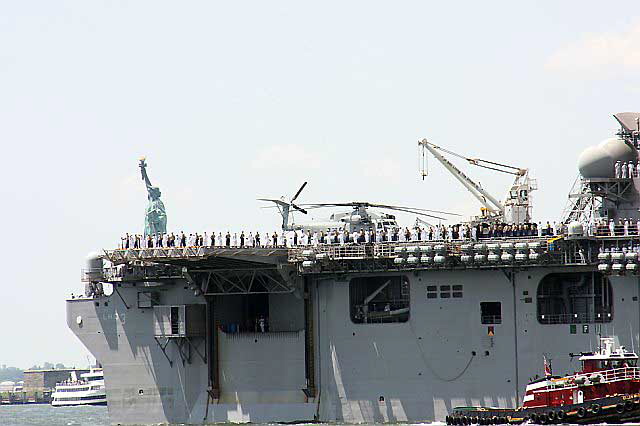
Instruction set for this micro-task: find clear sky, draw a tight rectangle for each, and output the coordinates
[0,1,638,368]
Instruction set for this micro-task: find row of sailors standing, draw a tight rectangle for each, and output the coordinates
[614,160,640,179]
[594,219,640,237]
[119,221,560,250]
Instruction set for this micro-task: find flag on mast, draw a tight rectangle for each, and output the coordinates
[544,355,552,377]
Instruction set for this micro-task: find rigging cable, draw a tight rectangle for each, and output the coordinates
[428,143,523,176]
[408,319,475,382]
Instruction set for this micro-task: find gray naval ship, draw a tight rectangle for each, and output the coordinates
[69,112,640,424]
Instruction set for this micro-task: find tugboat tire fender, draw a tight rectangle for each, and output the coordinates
[556,410,565,421]
[576,407,587,418]
[625,400,634,411]
[616,403,625,414]
[491,416,499,424]
[590,403,601,414]
[528,413,537,423]
[547,410,556,421]
[537,413,548,424]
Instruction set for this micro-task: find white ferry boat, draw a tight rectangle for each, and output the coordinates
[51,368,106,407]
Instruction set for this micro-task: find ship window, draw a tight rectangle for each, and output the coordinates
[481,302,502,324]
[350,276,410,324]
[170,307,180,335]
[537,272,613,324]
[440,285,450,291]
[427,285,437,299]
[440,292,450,298]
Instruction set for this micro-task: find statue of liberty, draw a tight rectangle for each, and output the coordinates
[139,158,167,236]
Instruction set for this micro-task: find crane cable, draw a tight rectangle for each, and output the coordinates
[428,143,525,176]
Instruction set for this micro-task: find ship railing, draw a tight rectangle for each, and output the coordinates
[594,224,640,238]
[82,265,183,282]
[104,246,287,264]
[538,312,613,324]
[600,367,640,382]
[288,237,555,262]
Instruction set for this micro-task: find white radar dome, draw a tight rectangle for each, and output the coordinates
[578,138,636,178]
[567,221,584,237]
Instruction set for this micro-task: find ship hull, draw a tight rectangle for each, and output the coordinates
[67,264,640,424]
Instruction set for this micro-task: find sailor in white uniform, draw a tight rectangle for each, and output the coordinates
[609,220,616,236]
[615,161,621,178]
[629,161,636,178]
[624,219,630,236]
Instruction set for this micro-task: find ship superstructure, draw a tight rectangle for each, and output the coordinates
[68,112,640,425]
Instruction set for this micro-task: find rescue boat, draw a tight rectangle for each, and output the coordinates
[448,337,640,424]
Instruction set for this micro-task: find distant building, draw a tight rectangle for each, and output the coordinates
[23,369,88,392]
[0,381,15,392]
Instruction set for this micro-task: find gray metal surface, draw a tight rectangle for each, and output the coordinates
[67,113,640,425]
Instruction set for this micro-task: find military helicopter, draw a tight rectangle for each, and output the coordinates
[258,182,460,232]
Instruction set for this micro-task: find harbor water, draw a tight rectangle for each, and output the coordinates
[0,405,601,426]
[0,405,108,426]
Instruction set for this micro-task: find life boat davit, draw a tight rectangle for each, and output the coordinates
[447,337,640,424]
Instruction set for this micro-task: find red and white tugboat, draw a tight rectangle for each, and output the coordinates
[448,337,640,424]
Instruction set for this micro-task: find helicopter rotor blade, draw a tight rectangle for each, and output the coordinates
[291,203,308,214]
[386,207,447,221]
[257,198,289,206]
[291,182,308,203]
[367,203,462,216]
[297,203,353,208]
[297,201,460,217]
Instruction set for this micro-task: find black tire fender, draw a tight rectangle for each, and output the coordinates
[590,403,601,414]
[538,413,548,424]
[577,407,587,418]
[547,410,556,421]
[556,410,565,420]
[616,403,625,414]
[491,416,499,424]
[625,400,634,411]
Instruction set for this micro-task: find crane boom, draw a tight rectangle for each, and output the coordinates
[418,139,504,214]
